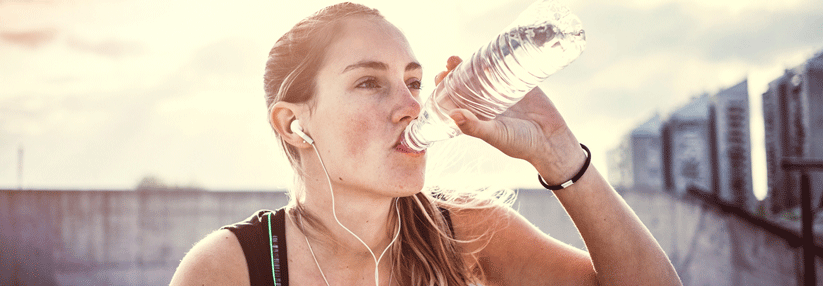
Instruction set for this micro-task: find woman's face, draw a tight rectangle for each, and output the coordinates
[301,16,425,198]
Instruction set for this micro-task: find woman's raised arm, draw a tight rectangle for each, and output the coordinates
[440,57,682,285]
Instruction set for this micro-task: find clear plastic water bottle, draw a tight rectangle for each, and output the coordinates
[401,0,586,151]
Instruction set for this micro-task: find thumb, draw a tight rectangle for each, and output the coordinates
[449,109,495,139]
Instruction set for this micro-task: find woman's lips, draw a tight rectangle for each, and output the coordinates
[396,140,425,156]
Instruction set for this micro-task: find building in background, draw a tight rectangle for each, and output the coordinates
[610,84,754,204]
[763,70,798,214]
[631,114,664,192]
[710,80,757,213]
[610,50,823,219]
[762,52,823,215]
[662,94,713,197]
[607,139,632,190]
[607,114,663,192]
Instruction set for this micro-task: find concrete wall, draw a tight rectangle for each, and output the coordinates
[2,189,821,285]
[0,190,289,285]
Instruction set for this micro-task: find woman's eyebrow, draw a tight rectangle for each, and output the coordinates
[342,60,387,73]
[405,62,421,72]
[341,61,422,74]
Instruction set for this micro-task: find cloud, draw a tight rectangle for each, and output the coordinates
[0,29,56,48]
[695,10,823,63]
[65,36,144,58]
[617,0,809,13]
[580,2,823,66]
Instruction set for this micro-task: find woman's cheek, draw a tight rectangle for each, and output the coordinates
[342,115,378,156]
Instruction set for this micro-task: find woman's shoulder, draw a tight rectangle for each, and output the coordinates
[169,209,281,286]
[432,189,518,233]
[440,202,516,239]
[170,228,250,285]
[170,209,280,285]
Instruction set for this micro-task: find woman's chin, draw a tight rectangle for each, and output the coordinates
[397,184,425,198]
[383,178,425,198]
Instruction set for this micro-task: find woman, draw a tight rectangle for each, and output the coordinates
[171,2,681,285]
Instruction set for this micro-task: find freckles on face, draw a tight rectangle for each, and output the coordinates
[340,108,380,157]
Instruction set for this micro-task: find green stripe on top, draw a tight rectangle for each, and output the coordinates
[267,212,277,286]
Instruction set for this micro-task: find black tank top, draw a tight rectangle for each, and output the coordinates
[222,209,289,286]
[222,208,454,286]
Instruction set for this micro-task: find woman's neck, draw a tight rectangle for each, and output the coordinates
[298,179,399,258]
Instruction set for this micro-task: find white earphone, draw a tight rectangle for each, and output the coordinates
[290,119,314,144]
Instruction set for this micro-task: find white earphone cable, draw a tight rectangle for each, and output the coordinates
[309,142,401,286]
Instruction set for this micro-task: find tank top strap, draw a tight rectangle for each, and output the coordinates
[270,208,289,286]
[221,208,289,286]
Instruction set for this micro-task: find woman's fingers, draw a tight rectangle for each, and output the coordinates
[434,71,449,86]
[434,56,463,85]
[449,108,496,140]
[446,55,461,71]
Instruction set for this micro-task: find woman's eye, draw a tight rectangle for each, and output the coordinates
[407,80,422,90]
[356,79,380,89]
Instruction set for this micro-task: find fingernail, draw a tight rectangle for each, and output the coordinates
[451,111,466,125]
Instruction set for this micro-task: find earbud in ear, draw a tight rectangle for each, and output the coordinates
[290,120,314,145]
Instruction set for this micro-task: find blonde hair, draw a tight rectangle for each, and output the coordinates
[263,3,514,284]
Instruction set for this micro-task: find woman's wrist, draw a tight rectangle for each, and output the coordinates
[538,144,590,190]
[530,130,588,186]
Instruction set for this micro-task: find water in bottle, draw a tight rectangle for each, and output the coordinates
[401,0,586,151]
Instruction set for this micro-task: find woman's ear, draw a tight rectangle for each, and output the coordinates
[270,102,312,149]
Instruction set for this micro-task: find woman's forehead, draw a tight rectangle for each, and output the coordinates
[325,17,418,71]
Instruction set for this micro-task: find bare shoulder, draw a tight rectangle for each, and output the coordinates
[443,203,516,241]
[170,229,250,286]
[447,204,597,285]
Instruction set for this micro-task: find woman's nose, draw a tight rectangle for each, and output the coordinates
[391,85,422,124]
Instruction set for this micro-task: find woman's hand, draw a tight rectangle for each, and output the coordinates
[437,56,587,185]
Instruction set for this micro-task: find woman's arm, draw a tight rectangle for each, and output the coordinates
[440,57,681,285]
[546,164,680,285]
[451,203,599,285]
[170,229,250,286]
[453,165,680,285]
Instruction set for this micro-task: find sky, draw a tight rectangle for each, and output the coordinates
[1,0,822,197]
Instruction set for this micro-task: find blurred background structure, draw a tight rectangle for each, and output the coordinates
[608,51,823,285]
